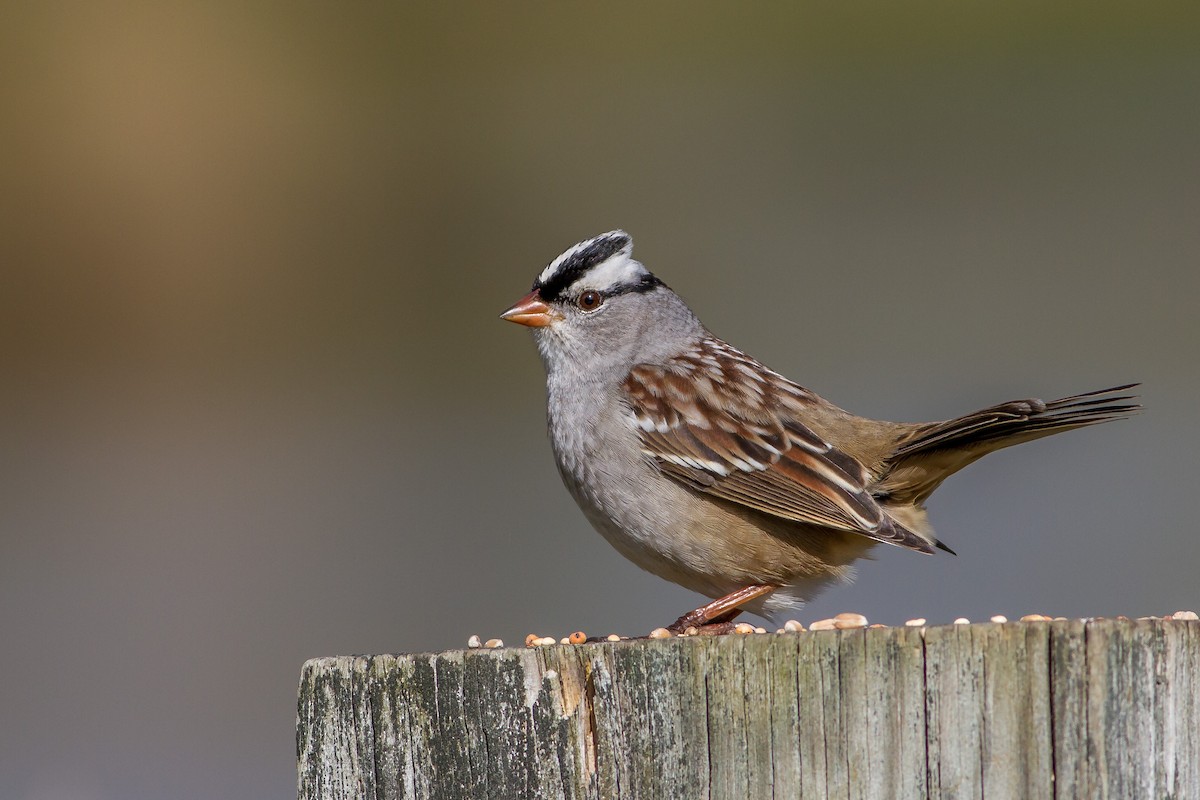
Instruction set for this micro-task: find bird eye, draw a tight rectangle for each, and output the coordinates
[576,290,604,311]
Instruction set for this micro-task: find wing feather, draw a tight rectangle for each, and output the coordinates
[623,338,934,553]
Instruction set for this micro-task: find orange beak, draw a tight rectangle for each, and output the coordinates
[500,291,559,328]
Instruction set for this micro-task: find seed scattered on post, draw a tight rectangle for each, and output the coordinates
[648,627,672,639]
[990,615,1008,623]
[485,638,504,649]
[834,612,868,629]
[606,634,621,642]
[783,619,805,633]
[905,618,926,627]
[569,631,587,644]
[954,617,970,625]
[1173,610,1199,621]
[467,635,482,649]
[733,622,756,634]
[525,633,539,647]
[809,618,837,631]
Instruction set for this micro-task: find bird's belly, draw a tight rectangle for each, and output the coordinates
[559,448,873,605]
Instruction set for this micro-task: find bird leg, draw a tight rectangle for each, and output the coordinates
[667,584,778,634]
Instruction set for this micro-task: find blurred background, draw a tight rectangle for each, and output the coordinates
[1,3,1197,798]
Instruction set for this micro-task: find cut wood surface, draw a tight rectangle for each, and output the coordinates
[297,618,1198,800]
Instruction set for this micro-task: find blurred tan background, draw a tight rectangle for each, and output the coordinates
[1,3,1197,798]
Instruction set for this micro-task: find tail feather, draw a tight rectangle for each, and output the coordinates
[892,384,1141,459]
[877,384,1141,509]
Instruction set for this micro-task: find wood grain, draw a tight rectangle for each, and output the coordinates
[298,618,1198,799]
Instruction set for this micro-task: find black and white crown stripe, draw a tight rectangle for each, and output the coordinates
[534,230,663,302]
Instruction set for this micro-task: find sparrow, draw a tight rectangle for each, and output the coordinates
[501,230,1139,632]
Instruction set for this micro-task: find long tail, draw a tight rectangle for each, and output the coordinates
[892,383,1141,459]
[879,384,1141,508]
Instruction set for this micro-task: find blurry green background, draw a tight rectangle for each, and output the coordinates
[2,3,1197,798]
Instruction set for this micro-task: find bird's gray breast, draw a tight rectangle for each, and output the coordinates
[545,375,694,566]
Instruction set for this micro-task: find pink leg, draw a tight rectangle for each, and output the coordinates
[666,584,778,634]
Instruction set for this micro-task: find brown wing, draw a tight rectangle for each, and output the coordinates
[622,338,934,553]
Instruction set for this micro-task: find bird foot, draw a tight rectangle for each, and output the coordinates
[667,608,741,634]
[666,583,778,634]
[675,620,741,636]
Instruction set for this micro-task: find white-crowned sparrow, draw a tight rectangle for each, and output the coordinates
[501,230,1139,631]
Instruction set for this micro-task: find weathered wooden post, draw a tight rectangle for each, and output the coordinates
[297,618,1197,799]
